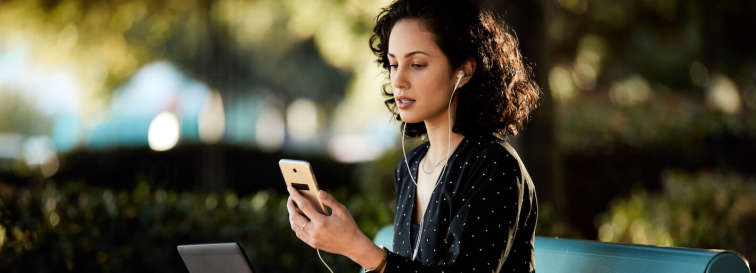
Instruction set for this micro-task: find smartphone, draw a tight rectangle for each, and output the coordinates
[278,159,327,214]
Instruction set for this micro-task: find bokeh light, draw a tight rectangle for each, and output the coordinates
[285,98,320,143]
[22,136,59,178]
[147,111,180,152]
[198,91,226,144]
[707,75,741,115]
[609,74,652,107]
[255,105,285,151]
[549,65,576,101]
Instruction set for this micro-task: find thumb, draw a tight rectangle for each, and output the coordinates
[319,190,345,215]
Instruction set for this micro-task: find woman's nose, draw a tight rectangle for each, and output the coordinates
[391,68,409,91]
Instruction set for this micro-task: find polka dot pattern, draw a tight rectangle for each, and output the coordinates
[388,134,538,273]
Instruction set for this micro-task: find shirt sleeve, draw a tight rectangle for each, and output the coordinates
[384,146,530,273]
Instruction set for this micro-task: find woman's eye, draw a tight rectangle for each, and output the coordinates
[411,64,425,68]
[389,64,398,70]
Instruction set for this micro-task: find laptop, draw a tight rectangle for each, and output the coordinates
[177,243,257,273]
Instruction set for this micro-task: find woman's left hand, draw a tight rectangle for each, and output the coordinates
[286,186,371,257]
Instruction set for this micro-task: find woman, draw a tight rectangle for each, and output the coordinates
[286,0,541,272]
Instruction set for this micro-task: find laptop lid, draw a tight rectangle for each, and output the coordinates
[177,243,256,273]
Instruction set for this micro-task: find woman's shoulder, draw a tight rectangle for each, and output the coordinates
[467,134,518,159]
[464,134,523,174]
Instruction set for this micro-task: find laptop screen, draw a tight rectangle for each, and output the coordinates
[177,243,256,273]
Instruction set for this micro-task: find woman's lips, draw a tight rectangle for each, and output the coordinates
[397,98,416,109]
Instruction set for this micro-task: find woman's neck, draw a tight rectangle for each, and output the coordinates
[423,109,464,162]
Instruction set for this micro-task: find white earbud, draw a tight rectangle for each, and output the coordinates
[454,71,464,91]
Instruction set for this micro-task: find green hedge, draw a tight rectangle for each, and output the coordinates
[596,170,755,263]
[0,181,392,273]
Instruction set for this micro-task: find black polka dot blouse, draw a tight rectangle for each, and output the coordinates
[386,134,538,273]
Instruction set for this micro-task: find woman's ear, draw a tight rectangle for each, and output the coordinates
[459,58,477,87]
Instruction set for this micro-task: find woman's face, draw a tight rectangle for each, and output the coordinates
[388,19,457,124]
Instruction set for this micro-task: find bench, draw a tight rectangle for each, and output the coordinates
[369,226,751,273]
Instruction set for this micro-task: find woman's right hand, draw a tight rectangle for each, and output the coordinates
[285,187,385,270]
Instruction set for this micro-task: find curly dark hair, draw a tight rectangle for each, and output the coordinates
[369,0,542,138]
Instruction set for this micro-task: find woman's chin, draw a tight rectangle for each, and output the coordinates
[399,112,424,124]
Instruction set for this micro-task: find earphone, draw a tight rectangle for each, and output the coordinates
[400,70,465,261]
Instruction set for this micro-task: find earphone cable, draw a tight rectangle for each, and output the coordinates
[317,249,335,273]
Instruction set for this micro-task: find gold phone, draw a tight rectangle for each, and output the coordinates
[278,159,327,214]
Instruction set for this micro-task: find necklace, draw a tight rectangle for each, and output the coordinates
[421,150,447,174]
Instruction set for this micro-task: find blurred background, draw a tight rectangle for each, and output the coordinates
[0,0,754,272]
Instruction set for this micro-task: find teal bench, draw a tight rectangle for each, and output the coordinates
[369,226,750,273]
